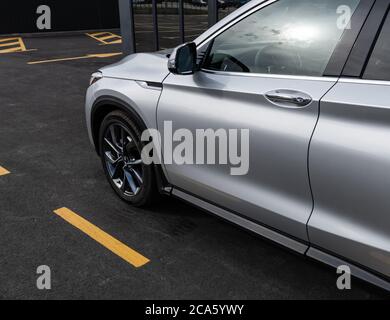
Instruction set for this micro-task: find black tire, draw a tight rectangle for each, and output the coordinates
[98,110,158,207]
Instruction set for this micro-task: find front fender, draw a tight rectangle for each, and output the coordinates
[86,77,162,152]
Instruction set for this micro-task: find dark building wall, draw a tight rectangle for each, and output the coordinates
[0,0,119,34]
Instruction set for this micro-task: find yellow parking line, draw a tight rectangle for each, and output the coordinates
[107,39,122,44]
[18,37,27,51]
[88,32,109,37]
[86,32,122,45]
[99,34,116,41]
[0,41,19,47]
[0,46,23,54]
[28,52,122,65]
[0,166,10,176]
[0,37,27,54]
[99,35,120,41]
[53,207,150,268]
[0,37,18,43]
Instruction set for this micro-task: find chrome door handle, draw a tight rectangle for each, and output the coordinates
[265,90,312,108]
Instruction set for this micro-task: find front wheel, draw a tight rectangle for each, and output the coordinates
[98,110,158,207]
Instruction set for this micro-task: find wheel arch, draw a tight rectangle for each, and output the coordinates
[91,95,171,194]
[91,96,147,156]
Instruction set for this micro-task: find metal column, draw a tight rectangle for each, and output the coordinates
[178,0,185,43]
[118,0,136,54]
[152,0,159,51]
[208,0,218,27]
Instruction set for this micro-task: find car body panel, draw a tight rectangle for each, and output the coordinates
[157,70,337,241]
[308,79,390,278]
[100,52,170,82]
[85,77,163,146]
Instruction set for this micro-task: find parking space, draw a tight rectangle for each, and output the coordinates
[0,15,388,299]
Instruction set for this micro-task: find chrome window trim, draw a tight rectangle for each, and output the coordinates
[201,68,338,82]
[339,78,390,86]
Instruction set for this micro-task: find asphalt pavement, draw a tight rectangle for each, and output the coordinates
[0,15,388,299]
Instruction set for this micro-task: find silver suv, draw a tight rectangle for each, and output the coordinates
[86,0,390,291]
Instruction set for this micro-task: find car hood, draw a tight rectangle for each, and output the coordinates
[100,50,172,83]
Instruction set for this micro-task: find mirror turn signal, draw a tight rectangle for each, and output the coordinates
[89,71,103,86]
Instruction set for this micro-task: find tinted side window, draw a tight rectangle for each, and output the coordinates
[203,0,360,77]
[364,13,390,81]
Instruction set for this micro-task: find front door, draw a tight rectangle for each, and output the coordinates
[157,0,362,241]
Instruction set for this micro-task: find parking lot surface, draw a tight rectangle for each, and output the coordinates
[0,15,388,299]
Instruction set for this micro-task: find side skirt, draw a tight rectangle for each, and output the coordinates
[172,188,308,254]
[172,188,390,292]
[307,247,390,292]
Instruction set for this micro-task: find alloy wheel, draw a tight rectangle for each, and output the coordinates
[102,123,143,196]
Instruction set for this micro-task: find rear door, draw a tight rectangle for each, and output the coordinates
[308,0,390,278]
[158,0,367,242]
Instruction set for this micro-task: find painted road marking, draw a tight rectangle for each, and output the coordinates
[86,32,122,45]
[0,37,27,54]
[28,52,122,65]
[53,207,150,268]
[0,166,10,176]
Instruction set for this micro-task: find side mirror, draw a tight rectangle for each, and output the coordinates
[168,42,197,75]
